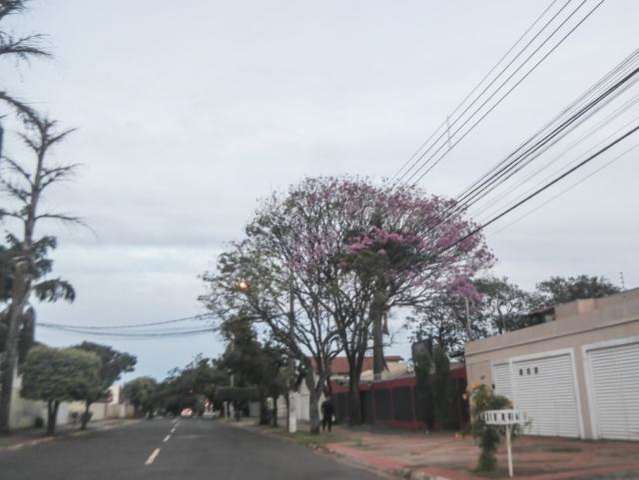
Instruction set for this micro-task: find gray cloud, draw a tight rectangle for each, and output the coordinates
[1,0,637,378]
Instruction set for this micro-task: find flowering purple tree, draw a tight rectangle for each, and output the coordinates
[202,176,493,428]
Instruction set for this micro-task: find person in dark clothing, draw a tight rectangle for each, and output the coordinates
[321,396,335,432]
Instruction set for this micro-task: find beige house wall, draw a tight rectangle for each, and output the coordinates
[465,288,639,439]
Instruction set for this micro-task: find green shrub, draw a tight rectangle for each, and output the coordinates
[33,416,44,429]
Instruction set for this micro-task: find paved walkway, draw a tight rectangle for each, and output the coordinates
[229,420,639,479]
[323,428,639,479]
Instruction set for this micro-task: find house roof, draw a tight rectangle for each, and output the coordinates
[311,356,403,375]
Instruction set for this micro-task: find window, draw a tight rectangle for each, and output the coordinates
[519,369,523,376]
[534,367,539,374]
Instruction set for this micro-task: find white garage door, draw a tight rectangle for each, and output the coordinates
[492,362,513,401]
[513,353,580,437]
[588,340,639,440]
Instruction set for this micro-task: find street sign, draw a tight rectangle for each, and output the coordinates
[483,409,526,478]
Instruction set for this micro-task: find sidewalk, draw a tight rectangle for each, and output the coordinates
[227,419,639,480]
[0,418,139,452]
[322,427,639,480]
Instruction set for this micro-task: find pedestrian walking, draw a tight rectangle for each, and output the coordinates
[321,396,335,432]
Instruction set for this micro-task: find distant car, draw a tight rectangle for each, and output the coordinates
[180,408,193,418]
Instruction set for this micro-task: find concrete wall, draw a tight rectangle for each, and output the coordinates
[9,373,86,429]
[8,372,134,430]
[465,288,639,439]
[274,374,323,423]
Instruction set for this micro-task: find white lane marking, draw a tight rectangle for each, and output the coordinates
[163,434,171,443]
[170,427,176,433]
[145,448,161,465]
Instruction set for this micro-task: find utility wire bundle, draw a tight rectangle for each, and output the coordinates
[38,313,216,340]
[435,48,639,253]
[391,0,606,188]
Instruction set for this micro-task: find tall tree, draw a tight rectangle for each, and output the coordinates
[218,316,288,425]
[156,355,228,417]
[536,275,621,305]
[0,114,78,433]
[474,277,535,334]
[73,342,136,429]
[123,377,158,418]
[410,296,474,355]
[203,177,492,427]
[21,346,100,435]
[203,243,341,434]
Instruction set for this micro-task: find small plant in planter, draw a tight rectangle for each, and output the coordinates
[470,384,519,473]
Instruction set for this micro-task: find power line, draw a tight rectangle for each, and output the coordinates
[474,104,639,222]
[425,50,639,233]
[437,123,639,255]
[405,0,607,187]
[453,51,638,210]
[454,47,639,207]
[490,142,639,234]
[37,324,216,339]
[391,0,563,183]
[394,0,606,187]
[37,313,214,331]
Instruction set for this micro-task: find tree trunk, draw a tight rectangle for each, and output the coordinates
[259,396,269,425]
[272,396,278,427]
[0,260,29,433]
[285,393,290,430]
[80,401,91,430]
[371,288,387,381]
[305,372,321,435]
[46,400,59,436]
[348,372,363,425]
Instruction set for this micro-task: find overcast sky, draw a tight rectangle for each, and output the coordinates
[2,1,638,380]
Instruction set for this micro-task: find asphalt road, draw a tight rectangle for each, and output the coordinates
[0,418,381,480]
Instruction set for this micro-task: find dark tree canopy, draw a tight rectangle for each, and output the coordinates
[74,342,136,403]
[122,376,158,417]
[536,275,621,305]
[156,355,228,416]
[21,346,100,402]
[21,345,100,434]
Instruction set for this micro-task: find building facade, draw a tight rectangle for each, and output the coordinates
[465,288,639,441]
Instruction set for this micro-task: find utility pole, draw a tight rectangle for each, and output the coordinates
[464,297,474,341]
[287,275,297,433]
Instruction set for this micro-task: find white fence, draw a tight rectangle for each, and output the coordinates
[8,371,134,430]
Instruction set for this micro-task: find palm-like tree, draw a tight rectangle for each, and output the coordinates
[0,0,50,120]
